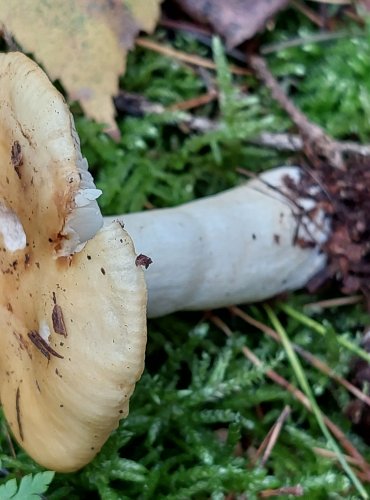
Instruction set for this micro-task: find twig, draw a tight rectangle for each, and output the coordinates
[247,55,345,170]
[313,448,370,482]
[313,446,366,468]
[159,17,212,37]
[114,92,370,158]
[313,446,370,483]
[255,405,292,467]
[114,91,218,133]
[169,90,218,111]
[251,133,370,157]
[159,17,247,65]
[135,37,250,76]
[260,485,304,498]
[291,0,326,27]
[304,295,363,311]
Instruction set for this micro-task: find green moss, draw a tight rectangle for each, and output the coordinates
[77,36,286,215]
[268,17,370,141]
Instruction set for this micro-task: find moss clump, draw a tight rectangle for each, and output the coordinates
[269,17,370,141]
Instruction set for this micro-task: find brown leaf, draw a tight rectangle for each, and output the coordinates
[175,0,289,48]
[0,0,162,136]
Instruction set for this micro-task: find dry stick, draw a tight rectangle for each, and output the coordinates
[314,447,367,468]
[159,17,212,37]
[247,55,346,170]
[251,132,370,157]
[114,91,370,158]
[291,0,326,27]
[313,448,370,483]
[169,90,218,112]
[135,37,250,76]
[114,91,218,133]
[260,485,304,498]
[254,405,292,467]
[229,306,370,408]
[304,295,363,310]
[210,314,370,480]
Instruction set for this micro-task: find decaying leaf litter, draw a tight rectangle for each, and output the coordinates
[1,2,368,498]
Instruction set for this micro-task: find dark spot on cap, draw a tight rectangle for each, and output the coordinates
[11,141,23,178]
[135,254,153,269]
[87,255,91,260]
[100,267,106,275]
[28,331,64,360]
[274,234,280,244]
[52,303,67,337]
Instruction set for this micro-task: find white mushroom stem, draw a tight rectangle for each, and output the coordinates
[105,166,330,318]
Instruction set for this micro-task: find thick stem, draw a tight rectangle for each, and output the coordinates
[105,167,329,317]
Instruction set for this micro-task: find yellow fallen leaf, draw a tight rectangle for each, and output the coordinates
[125,0,163,33]
[0,0,162,136]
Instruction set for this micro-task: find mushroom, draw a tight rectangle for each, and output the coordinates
[0,52,147,472]
[106,167,329,317]
[0,51,329,473]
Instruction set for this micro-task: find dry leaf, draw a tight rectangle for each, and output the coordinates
[175,0,289,48]
[0,0,162,136]
[125,0,163,33]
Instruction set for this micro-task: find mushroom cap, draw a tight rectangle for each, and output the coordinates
[0,52,147,471]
